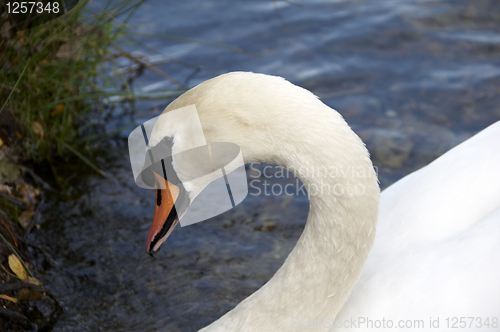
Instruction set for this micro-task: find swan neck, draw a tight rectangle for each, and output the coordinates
[163,72,381,331]
[204,116,379,331]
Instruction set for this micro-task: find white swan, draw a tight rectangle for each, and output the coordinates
[143,72,500,331]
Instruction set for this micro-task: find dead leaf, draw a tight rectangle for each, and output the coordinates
[0,184,12,195]
[16,182,38,209]
[18,210,34,231]
[0,137,3,148]
[0,294,18,303]
[25,276,42,286]
[51,104,65,116]
[31,121,44,139]
[18,288,44,301]
[8,254,27,280]
[0,158,21,183]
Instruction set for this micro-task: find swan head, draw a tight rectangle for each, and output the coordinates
[139,72,284,255]
[142,86,255,255]
[141,104,238,256]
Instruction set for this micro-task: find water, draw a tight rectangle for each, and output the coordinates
[34,0,500,331]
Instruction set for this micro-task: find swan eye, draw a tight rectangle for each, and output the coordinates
[156,181,162,206]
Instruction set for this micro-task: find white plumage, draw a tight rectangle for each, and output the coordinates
[148,72,500,331]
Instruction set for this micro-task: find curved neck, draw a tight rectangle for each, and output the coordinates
[160,72,381,331]
[199,102,380,331]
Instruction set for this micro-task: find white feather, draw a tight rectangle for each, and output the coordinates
[148,72,500,331]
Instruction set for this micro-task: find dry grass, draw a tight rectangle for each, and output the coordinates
[0,0,152,176]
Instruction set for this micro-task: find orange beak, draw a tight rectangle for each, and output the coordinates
[146,171,180,256]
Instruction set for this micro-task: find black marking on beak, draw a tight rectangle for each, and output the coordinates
[148,189,190,256]
[156,181,162,206]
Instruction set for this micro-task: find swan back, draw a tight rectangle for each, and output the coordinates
[379,120,500,245]
[336,120,500,327]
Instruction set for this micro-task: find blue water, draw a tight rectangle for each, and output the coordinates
[123,0,500,185]
[37,0,500,331]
